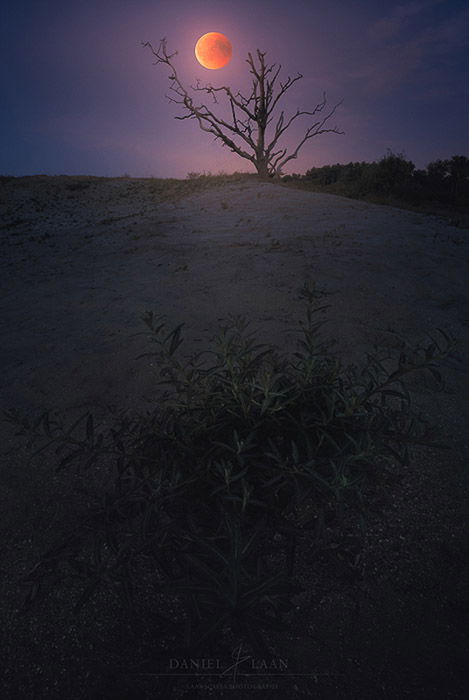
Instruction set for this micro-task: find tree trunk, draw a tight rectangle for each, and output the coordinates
[255,158,270,179]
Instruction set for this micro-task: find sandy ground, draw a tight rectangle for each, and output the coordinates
[1,175,468,698]
[2,176,468,414]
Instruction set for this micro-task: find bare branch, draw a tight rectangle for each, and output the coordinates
[275,100,344,173]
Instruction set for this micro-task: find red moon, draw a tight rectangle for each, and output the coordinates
[195,32,232,70]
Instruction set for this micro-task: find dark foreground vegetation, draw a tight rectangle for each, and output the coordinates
[5,287,465,698]
[283,152,469,227]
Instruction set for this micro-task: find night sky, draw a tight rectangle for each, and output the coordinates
[1,0,468,177]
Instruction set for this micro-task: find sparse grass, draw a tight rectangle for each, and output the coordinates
[66,181,91,192]
[147,171,257,202]
[0,172,258,208]
[6,284,455,661]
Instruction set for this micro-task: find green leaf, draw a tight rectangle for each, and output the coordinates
[56,448,85,471]
[166,323,184,356]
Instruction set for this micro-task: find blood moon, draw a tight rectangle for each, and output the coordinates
[195,32,232,69]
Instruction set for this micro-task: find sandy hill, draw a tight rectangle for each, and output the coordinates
[0,175,468,698]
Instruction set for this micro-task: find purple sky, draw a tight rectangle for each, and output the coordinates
[1,0,468,177]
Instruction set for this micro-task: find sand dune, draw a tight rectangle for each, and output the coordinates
[2,176,468,417]
[1,175,468,698]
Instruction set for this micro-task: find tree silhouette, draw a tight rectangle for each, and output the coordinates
[143,38,343,178]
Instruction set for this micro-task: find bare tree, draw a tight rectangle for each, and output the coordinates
[143,38,343,178]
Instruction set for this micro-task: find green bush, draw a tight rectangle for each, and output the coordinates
[8,286,454,655]
[297,152,469,209]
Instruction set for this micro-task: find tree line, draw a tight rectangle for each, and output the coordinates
[285,152,469,208]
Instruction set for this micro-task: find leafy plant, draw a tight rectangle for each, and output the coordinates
[6,285,456,657]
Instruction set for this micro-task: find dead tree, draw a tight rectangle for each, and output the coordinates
[143,38,343,178]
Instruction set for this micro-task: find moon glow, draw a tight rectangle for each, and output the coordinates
[195,32,232,70]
